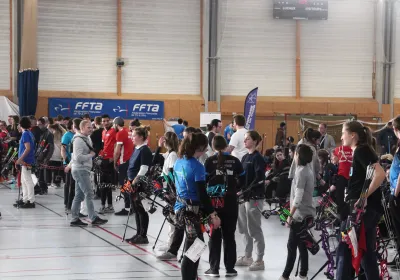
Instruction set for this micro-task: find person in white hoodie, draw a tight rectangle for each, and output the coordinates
[65,120,108,227]
[225,115,248,162]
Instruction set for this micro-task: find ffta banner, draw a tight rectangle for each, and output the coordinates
[48,98,164,120]
[244,87,258,130]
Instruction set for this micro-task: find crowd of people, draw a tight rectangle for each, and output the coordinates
[0,112,399,280]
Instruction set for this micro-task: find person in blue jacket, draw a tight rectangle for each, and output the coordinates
[174,132,221,280]
[14,117,36,208]
[389,116,400,266]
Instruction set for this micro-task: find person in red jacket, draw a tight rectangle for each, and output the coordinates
[98,114,117,214]
[330,145,353,221]
[0,121,9,153]
[113,117,134,216]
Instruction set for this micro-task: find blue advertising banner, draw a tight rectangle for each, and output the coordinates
[244,87,258,130]
[48,98,164,120]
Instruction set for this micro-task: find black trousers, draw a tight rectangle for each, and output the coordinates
[117,162,130,209]
[132,199,149,237]
[100,159,114,206]
[181,219,203,280]
[390,195,400,253]
[45,160,65,186]
[168,225,185,256]
[265,182,277,200]
[282,220,309,278]
[64,171,75,209]
[37,167,47,191]
[335,175,348,221]
[208,200,238,271]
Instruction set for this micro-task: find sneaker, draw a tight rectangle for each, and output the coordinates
[204,269,220,277]
[157,251,177,261]
[104,206,115,213]
[13,199,24,207]
[248,260,265,271]
[19,201,36,209]
[70,219,88,227]
[125,234,139,243]
[130,235,149,244]
[236,256,253,267]
[91,216,108,226]
[157,244,170,252]
[226,269,238,277]
[79,213,88,218]
[115,208,133,216]
[98,206,106,214]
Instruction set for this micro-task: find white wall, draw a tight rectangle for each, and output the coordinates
[219,0,376,98]
[301,0,375,98]
[122,0,200,95]
[0,0,10,90]
[219,0,296,96]
[37,0,117,92]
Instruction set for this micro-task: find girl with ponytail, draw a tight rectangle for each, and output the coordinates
[336,121,385,280]
[203,135,245,277]
[173,132,221,280]
[236,130,267,271]
[124,126,153,245]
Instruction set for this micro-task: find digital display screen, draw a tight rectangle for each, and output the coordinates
[273,0,328,20]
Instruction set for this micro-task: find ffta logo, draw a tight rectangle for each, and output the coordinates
[132,104,160,112]
[75,102,103,110]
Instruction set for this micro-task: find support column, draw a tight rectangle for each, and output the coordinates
[208,0,218,104]
[296,20,301,99]
[18,0,39,116]
[14,0,23,103]
[382,0,395,105]
[117,0,122,96]
[202,0,209,112]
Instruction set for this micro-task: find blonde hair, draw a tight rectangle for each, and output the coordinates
[80,120,91,131]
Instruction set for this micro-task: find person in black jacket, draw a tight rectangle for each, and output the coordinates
[203,135,245,277]
[336,121,386,280]
[90,116,103,156]
[378,122,397,155]
[34,117,54,195]
[316,149,337,195]
[236,130,266,271]
[125,127,153,245]
[265,148,290,200]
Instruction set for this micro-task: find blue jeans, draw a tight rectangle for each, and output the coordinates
[71,169,97,221]
[336,208,381,280]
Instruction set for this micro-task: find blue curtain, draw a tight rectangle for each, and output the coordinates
[18,70,39,116]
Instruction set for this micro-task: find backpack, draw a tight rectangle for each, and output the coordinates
[35,130,54,163]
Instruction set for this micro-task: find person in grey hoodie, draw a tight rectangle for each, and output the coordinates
[280,144,316,280]
[65,120,107,227]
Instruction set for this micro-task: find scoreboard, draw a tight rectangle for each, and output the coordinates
[273,0,328,20]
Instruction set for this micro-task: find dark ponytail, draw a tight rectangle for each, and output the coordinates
[178,132,208,159]
[212,135,228,168]
[303,128,321,145]
[134,126,149,140]
[343,121,374,149]
[246,130,262,146]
